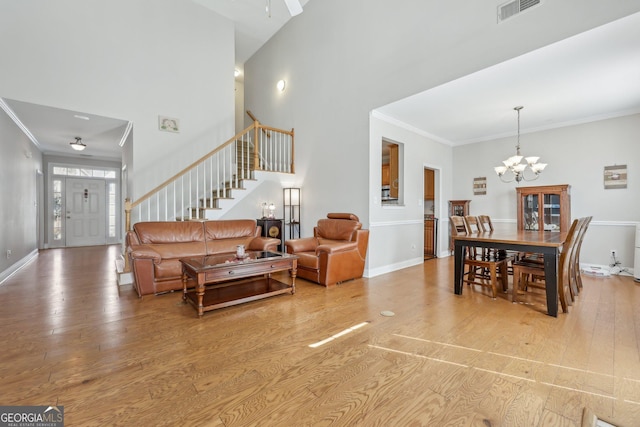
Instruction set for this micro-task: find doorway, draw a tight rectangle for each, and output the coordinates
[49,164,119,248]
[423,167,438,260]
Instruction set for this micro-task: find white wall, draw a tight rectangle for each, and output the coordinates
[452,114,640,268]
[368,113,453,275]
[0,0,236,200]
[244,0,640,275]
[0,110,42,281]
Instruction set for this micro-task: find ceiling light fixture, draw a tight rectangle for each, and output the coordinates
[70,136,86,151]
[494,106,546,183]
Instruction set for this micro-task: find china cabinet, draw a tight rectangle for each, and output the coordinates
[516,184,571,232]
[448,200,470,252]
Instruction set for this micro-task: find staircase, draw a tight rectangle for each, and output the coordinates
[125,119,294,226]
[117,118,295,285]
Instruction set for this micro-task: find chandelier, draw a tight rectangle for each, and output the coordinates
[494,106,546,183]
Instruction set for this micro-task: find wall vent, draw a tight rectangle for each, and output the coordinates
[498,0,541,22]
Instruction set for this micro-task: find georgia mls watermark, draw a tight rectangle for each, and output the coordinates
[0,406,64,427]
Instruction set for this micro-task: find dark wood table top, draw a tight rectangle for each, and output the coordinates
[453,229,567,247]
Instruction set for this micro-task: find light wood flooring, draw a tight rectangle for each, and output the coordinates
[1,245,639,426]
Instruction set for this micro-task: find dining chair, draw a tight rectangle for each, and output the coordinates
[477,215,494,232]
[476,214,515,272]
[569,216,592,297]
[512,217,582,313]
[451,216,509,299]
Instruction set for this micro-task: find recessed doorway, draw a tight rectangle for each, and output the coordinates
[423,167,438,260]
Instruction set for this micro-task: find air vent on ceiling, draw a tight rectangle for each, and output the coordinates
[497,0,541,22]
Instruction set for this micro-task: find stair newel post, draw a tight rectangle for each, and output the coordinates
[290,128,295,174]
[253,119,260,173]
[123,197,132,272]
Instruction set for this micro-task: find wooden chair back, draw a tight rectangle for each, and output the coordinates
[477,215,494,232]
[450,216,467,236]
[463,216,482,234]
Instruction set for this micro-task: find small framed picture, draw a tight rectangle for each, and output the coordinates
[603,165,627,189]
[473,177,487,195]
[158,116,180,133]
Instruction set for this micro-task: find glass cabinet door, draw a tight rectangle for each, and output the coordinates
[543,193,561,231]
[522,194,539,230]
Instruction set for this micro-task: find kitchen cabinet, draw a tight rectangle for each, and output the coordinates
[424,169,434,200]
[516,184,571,232]
[381,164,390,185]
[424,219,435,258]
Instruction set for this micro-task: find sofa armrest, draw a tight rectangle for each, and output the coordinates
[284,237,318,253]
[316,241,358,254]
[129,245,162,264]
[126,230,141,246]
[247,237,280,251]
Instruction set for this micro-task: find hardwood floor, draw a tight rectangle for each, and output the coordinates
[1,245,639,426]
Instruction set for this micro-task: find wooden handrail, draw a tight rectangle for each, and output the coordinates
[129,122,256,211]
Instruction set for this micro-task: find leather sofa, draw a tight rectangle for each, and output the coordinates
[284,213,369,287]
[126,219,280,297]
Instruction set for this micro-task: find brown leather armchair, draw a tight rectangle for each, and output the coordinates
[284,213,369,287]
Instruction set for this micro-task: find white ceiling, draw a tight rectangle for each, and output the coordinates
[1,98,130,161]
[375,11,640,146]
[2,6,639,160]
[193,0,312,77]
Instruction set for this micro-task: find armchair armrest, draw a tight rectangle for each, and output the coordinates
[284,237,318,253]
[316,241,358,254]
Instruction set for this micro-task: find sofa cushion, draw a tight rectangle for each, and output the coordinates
[204,220,258,255]
[133,221,205,244]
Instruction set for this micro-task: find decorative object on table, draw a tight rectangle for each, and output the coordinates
[473,177,486,195]
[268,203,276,218]
[494,106,546,183]
[158,115,179,133]
[236,244,245,258]
[603,164,627,189]
[283,188,301,241]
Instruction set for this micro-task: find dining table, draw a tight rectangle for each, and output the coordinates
[453,228,568,317]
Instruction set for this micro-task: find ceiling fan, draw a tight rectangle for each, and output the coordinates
[266,0,303,17]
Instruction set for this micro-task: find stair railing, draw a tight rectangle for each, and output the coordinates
[124,119,294,233]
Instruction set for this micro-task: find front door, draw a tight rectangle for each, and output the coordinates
[65,178,106,247]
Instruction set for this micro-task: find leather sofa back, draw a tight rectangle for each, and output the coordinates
[204,219,260,255]
[133,221,205,244]
[315,218,362,242]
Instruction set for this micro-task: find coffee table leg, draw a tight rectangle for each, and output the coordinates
[197,281,204,317]
[290,260,297,294]
[182,271,188,302]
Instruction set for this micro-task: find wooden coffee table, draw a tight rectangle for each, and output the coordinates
[180,251,298,317]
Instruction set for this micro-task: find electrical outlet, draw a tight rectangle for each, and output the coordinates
[6,250,11,259]
[610,249,617,257]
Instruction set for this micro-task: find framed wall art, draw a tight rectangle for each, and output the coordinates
[158,115,180,133]
[473,177,487,195]
[603,164,627,189]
